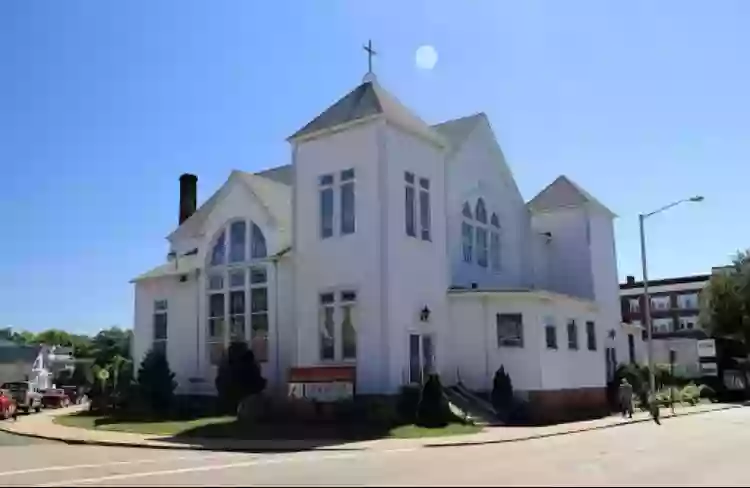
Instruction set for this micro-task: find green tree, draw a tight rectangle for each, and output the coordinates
[491,366,514,412]
[702,252,750,392]
[416,374,450,427]
[136,348,176,414]
[215,342,267,413]
[35,329,74,346]
[92,327,132,367]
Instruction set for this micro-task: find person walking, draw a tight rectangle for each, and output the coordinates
[619,378,634,419]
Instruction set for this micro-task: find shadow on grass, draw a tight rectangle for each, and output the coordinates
[61,411,400,452]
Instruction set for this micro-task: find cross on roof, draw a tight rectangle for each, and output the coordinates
[363,40,377,74]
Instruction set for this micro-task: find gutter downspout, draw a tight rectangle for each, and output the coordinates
[195,268,201,379]
[483,295,490,391]
[273,256,281,394]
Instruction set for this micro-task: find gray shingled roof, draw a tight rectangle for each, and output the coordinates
[255,165,292,185]
[527,175,616,217]
[289,80,444,145]
[0,345,38,365]
[431,113,485,154]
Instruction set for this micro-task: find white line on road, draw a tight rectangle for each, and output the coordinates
[0,453,236,477]
[34,452,361,486]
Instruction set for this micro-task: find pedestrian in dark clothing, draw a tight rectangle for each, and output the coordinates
[619,379,634,419]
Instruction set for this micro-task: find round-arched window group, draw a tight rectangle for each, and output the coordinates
[461,198,501,271]
[205,220,269,366]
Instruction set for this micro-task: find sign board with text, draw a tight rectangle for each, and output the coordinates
[287,365,355,403]
[697,339,717,358]
[288,382,354,402]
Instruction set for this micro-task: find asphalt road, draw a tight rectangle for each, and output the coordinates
[2,406,750,486]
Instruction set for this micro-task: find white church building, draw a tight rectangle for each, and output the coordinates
[132,72,622,417]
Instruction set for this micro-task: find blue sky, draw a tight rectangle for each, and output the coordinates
[1,0,748,333]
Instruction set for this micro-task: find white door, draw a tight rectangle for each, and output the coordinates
[408,333,435,384]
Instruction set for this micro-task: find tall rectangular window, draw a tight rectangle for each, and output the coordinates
[229,221,246,263]
[229,289,246,343]
[419,178,431,241]
[586,320,597,351]
[462,222,473,262]
[153,300,168,356]
[490,231,501,271]
[318,290,357,362]
[544,316,557,350]
[319,293,335,361]
[405,172,416,237]
[476,228,488,268]
[207,293,225,365]
[319,174,334,239]
[341,290,357,360]
[496,313,523,348]
[340,169,355,235]
[628,334,635,363]
[567,319,579,350]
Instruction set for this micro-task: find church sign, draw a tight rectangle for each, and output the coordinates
[288,366,355,402]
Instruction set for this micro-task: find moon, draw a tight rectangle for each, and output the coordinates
[415,45,438,70]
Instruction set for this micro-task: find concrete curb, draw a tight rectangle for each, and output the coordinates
[423,403,743,449]
[0,403,742,453]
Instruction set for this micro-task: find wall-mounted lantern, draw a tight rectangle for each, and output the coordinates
[420,306,431,323]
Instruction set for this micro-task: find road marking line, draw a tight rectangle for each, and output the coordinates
[0,453,236,477]
[35,452,360,486]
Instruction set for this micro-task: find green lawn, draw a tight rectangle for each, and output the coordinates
[54,413,236,436]
[54,412,480,440]
[387,423,481,438]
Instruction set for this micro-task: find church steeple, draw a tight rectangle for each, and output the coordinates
[287,42,445,147]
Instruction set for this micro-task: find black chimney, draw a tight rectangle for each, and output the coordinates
[626,275,635,285]
[179,173,198,225]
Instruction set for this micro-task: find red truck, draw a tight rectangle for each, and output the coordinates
[0,389,17,420]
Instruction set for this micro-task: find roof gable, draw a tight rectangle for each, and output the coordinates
[431,113,485,156]
[527,175,616,217]
[167,171,291,242]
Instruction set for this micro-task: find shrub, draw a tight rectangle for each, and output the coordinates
[416,374,450,427]
[396,385,421,423]
[491,366,514,412]
[215,342,267,413]
[680,383,705,406]
[136,348,176,414]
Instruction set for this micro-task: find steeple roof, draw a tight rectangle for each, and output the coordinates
[288,80,445,146]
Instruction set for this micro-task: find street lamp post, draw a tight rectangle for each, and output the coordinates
[640,196,704,395]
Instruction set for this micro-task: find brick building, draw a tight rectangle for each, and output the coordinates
[620,274,709,338]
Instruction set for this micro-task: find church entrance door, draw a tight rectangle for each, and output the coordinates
[408,333,435,384]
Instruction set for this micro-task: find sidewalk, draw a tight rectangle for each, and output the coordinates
[0,402,741,453]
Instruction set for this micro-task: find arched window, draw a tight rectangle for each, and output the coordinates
[461,201,473,263]
[475,198,487,224]
[490,213,501,270]
[251,223,267,259]
[210,230,226,266]
[206,220,269,367]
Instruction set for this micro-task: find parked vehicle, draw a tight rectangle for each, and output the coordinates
[61,385,86,404]
[0,382,42,414]
[41,388,70,409]
[0,390,17,420]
